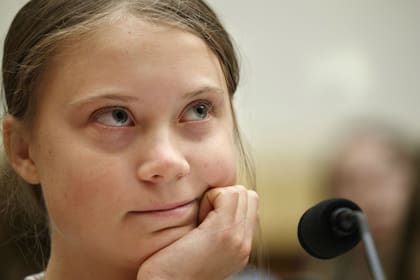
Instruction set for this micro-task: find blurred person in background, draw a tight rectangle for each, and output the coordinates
[317,121,418,280]
[394,157,420,280]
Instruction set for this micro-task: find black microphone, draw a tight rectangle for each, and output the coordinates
[297,198,386,280]
[297,198,361,259]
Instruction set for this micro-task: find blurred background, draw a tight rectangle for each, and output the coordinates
[1,0,420,279]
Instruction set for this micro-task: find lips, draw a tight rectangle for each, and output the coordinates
[127,199,199,232]
[131,199,197,214]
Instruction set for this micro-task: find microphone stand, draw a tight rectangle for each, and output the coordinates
[354,211,386,280]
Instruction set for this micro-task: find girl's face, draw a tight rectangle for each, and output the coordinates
[27,16,237,270]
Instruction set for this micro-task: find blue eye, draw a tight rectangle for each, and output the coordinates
[181,101,212,122]
[94,107,134,127]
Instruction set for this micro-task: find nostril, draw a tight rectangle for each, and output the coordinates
[151,174,161,180]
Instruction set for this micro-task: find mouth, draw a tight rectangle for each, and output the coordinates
[131,199,198,215]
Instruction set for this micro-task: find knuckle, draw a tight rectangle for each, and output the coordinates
[236,185,247,192]
[222,229,241,245]
[226,186,241,197]
[247,189,259,201]
[240,254,250,268]
[239,242,252,258]
[219,229,243,249]
[238,245,251,269]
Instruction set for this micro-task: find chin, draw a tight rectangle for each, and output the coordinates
[154,223,196,249]
[126,223,197,266]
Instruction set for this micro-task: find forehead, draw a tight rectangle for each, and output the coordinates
[35,15,227,102]
[52,15,210,65]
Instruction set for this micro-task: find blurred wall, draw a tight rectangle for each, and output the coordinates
[209,0,420,254]
[1,0,420,255]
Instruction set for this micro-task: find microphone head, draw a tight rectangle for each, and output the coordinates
[298,198,362,259]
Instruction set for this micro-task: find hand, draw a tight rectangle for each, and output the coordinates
[137,185,259,280]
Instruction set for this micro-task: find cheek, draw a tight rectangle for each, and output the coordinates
[190,130,238,188]
[201,154,237,187]
[34,139,128,231]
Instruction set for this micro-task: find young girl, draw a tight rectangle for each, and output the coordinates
[1,1,259,279]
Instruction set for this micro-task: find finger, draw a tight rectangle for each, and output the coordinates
[198,188,220,223]
[232,185,249,229]
[244,190,259,246]
[198,186,239,225]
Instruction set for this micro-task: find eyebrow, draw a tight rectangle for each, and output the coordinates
[70,86,225,107]
[69,93,139,107]
[183,86,225,99]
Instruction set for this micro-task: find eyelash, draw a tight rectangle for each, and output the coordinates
[179,100,214,123]
[90,99,215,127]
[91,106,135,127]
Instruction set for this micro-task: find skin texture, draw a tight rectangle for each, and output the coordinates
[3,15,258,280]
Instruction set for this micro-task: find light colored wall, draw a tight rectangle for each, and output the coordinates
[0,0,28,66]
[0,0,28,117]
[1,0,420,253]
[210,0,420,252]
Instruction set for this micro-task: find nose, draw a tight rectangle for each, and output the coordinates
[136,134,190,184]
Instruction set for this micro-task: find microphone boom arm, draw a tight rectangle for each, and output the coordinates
[354,211,386,280]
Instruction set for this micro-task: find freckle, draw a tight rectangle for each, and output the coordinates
[45,148,54,157]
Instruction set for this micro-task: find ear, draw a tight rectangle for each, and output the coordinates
[2,115,40,184]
